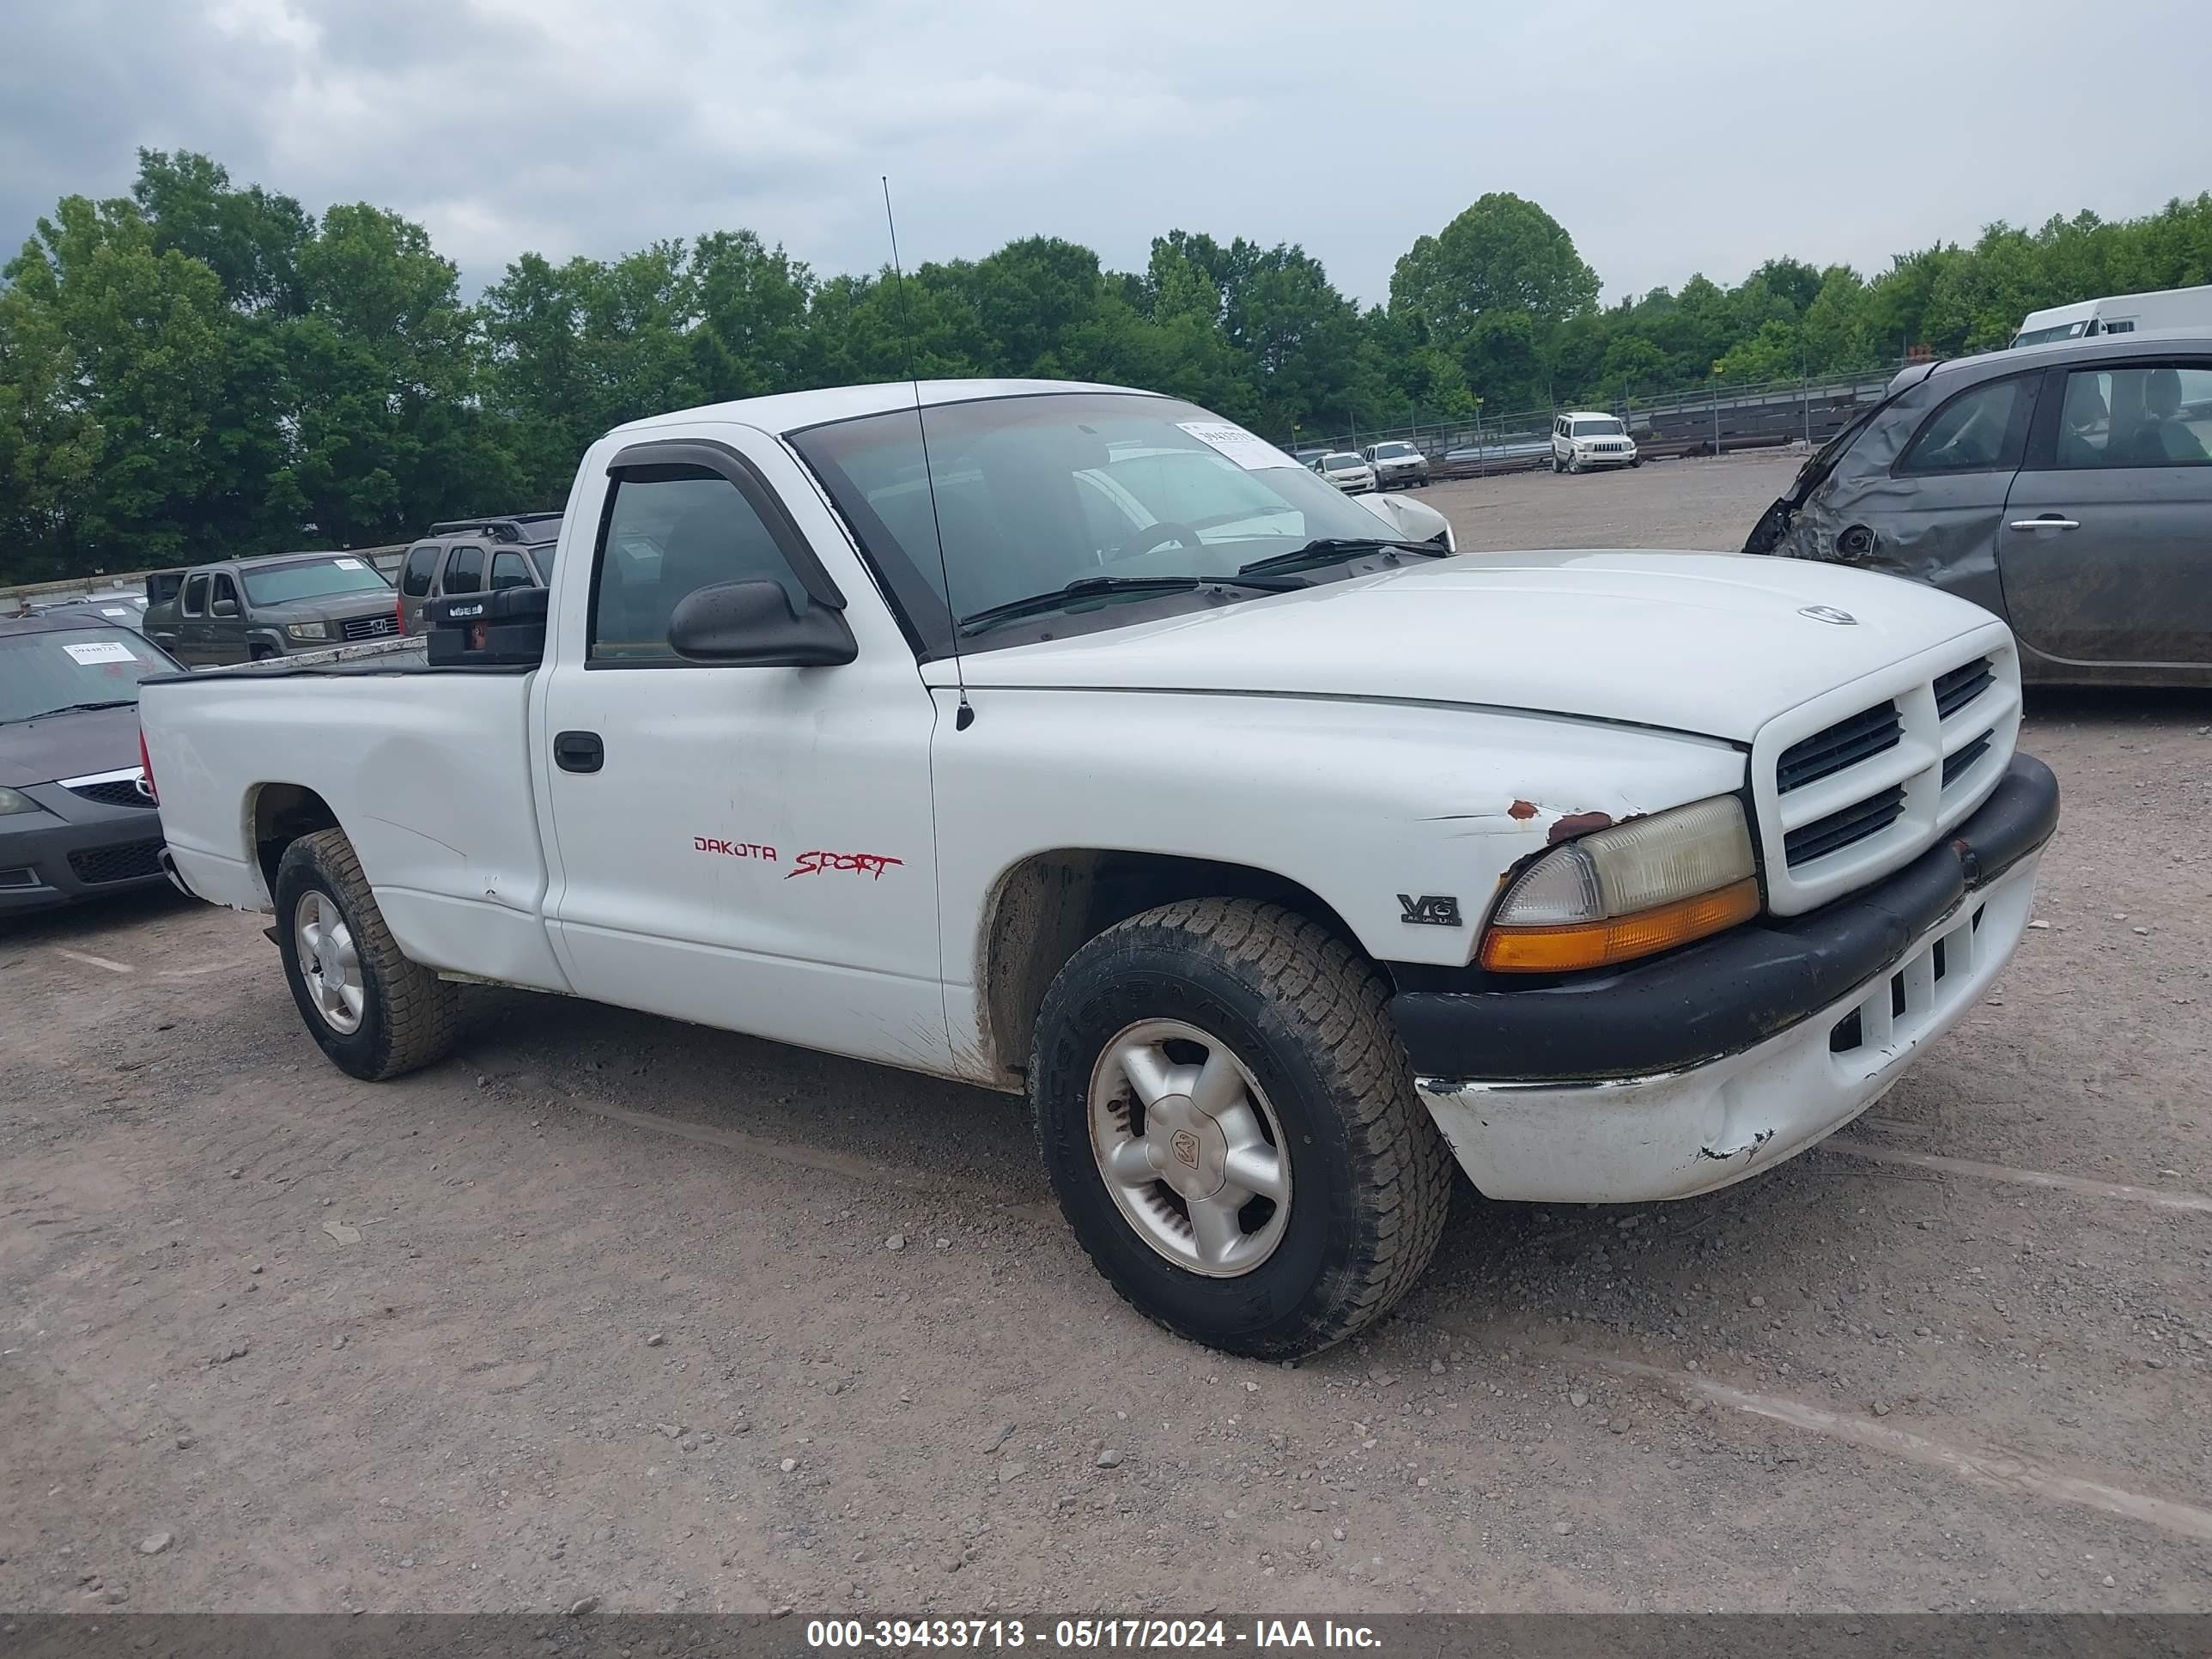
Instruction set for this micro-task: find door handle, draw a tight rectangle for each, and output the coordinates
[554,730,604,774]
[2008,516,2080,531]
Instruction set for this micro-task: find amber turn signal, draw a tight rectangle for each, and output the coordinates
[1479,877,1761,974]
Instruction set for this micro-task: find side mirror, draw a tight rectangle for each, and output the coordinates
[667,580,857,667]
[210,598,240,618]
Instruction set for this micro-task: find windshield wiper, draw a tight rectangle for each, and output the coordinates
[1237,538,1450,579]
[957,574,1305,635]
[5,699,138,725]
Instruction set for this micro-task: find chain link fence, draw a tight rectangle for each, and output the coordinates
[1285,365,1902,477]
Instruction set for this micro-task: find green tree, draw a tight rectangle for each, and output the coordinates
[1389,192,1600,343]
[0,195,236,578]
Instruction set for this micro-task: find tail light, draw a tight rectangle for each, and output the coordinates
[396,592,407,635]
[138,728,159,804]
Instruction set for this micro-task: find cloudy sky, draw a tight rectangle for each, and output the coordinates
[7,0,2209,307]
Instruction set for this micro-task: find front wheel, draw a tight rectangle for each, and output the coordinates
[1030,900,1451,1359]
[274,829,460,1080]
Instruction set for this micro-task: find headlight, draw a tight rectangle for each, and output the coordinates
[285,621,332,641]
[0,785,50,817]
[1480,795,1758,973]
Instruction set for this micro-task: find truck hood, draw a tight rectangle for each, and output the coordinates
[933,550,2001,742]
[0,702,141,787]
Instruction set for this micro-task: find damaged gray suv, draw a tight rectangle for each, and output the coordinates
[1746,331,2212,686]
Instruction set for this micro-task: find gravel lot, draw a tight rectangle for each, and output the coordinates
[6,453,2211,1617]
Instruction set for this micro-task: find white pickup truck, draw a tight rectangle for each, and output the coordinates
[140,379,2059,1358]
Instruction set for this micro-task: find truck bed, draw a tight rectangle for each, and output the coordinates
[140,635,538,683]
[139,642,568,994]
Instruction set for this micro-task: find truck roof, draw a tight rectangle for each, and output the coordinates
[610,378,1157,441]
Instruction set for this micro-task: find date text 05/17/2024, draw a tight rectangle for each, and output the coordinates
[802,1619,1381,1650]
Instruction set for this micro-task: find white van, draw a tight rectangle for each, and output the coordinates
[2010,283,2212,349]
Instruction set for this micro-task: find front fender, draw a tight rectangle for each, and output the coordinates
[936,688,1747,978]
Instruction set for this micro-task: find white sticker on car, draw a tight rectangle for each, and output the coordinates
[332,556,365,569]
[1177,421,1301,471]
[64,641,137,665]
[100,607,129,617]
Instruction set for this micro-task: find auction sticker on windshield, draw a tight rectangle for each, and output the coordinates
[63,641,137,665]
[1177,421,1298,471]
[333,557,366,570]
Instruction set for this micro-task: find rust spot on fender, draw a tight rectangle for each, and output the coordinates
[1547,810,1615,844]
[1507,799,1538,821]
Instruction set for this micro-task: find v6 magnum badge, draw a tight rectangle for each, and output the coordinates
[1398,893,1462,927]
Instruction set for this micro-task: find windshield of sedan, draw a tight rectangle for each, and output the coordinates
[239,556,392,607]
[1321,453,1364,471]
[0,626,178,724]
[1572,418,1626,437]
[791,394,1415,647]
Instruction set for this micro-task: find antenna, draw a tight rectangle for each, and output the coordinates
[882,176,973,732]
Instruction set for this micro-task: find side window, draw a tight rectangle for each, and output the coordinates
[444,545,484,595]
[399,545,440,598]
[1897,376,2033,475]
[489,550,532,590]
[211,574,240,611]
[2100,319,2136,336]
[182,574,209,617]
[2056,363,2212,470]
[589,465,810,663]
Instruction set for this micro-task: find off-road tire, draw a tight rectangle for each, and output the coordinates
[1030,899,1452,1358]
[274,828,460,1081]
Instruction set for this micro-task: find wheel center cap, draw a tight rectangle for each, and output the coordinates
[1146,1096,1229,1200]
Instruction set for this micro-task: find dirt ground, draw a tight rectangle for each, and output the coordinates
[6,452,2211,1617]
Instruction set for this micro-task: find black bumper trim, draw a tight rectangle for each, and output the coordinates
[1391,752,2060,1084]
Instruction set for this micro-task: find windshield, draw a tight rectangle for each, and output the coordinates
[0,626,178,723]
[2011,320,2090,349]
[1572,418,1626,438]
[1322,454,1363,471]
[240,556,392,607]
[790,393,1419,647]
[528,542,557,582]
[1371,442,1415,459]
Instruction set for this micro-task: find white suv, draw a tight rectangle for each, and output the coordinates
[1552,412,1638,474]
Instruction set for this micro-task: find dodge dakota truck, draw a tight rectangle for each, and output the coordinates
[138,379,2059,1358]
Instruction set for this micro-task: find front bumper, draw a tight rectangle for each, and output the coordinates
[0,788,170,914]
[1401,752,2057,1202]
[1571,448,1637,467]
[1374,466,1427,487]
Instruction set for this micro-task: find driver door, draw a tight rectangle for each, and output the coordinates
[205,573,248,663]
[535,428,951,1075]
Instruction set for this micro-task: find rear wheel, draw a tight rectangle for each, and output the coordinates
[274,829,460,1081]
[1030,900,1451,1358]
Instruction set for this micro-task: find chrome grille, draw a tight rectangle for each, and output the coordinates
[1942,730,1995,788]
[1934,657,1994,720]
[1784,784,1905,865]
[341,613,398,641]
[1777,702,1902,795]
[64,775,155,809]
[1753,629,2023,915]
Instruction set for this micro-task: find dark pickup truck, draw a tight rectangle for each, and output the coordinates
[143,553,398,665]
